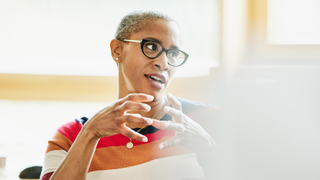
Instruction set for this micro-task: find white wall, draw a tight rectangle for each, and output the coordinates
[208,0,320,179]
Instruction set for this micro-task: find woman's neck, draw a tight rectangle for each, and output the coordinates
[142,98,167,119]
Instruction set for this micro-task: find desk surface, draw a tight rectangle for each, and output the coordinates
[0,157,42,180]
[0,167,39,180]
[0,144,44,180]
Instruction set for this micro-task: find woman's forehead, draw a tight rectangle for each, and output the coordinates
[130,20,182,48]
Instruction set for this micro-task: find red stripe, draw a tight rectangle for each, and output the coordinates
[57,120,175,148]
[97,129,175,148]
[40,172,53,180]
[57,120,82,143]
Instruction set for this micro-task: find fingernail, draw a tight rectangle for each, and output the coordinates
[147,95,154,101]
[146,118,153,124]
[159,144,164,149]
[144,104,151,111]
[142,137,148,142]
[163,106,169,113]
[164,121,170,129]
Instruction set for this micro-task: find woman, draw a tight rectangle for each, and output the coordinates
[40,11,216,180]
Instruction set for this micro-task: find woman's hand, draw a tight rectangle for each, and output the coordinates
[152,94,216,154]
[82,93,154,142]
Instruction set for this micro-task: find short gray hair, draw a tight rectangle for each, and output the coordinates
[115,11,175,39]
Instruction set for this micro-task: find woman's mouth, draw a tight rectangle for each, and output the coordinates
[147,75,163,83]
[144,74,166,89]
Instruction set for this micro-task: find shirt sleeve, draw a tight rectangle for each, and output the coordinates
[40,120,82,180]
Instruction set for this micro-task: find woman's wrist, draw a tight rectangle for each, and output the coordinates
[79,124,101,144]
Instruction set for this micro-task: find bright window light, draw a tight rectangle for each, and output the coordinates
[268,0,320,44]
[0,0,219,77]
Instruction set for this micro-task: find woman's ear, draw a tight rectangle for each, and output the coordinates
[110,39,122,63]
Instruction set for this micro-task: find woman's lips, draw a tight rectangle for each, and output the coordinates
[144,73,166,89]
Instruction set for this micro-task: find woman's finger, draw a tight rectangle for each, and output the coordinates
[119,93,154,104]
[117,114,153,126]
[158,136,181,149]
[166,93,182,111]
[163,106,184,123]
[97,94,153,115]
[119,126,148,142]
[152,120,185,132]
[126,113,142,117]
[121,101,151,111]
[112,101,151,116]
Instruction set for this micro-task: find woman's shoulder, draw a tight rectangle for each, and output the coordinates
[55,119,84,143]
[176,97,219,126]
[177,97,218,114]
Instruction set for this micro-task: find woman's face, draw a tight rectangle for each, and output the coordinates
[118,19,182,101]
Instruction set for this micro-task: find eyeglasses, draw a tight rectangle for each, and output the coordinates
[118,39,189,67]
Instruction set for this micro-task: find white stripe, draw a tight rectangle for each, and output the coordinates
[41,150,67,177]
[86,153,205,180]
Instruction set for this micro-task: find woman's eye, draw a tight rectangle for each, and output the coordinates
[146,43,158,51]
[171,52,178,58]
[169,51,179,59]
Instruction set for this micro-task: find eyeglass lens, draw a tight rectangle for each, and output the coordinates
[142,41,186,66]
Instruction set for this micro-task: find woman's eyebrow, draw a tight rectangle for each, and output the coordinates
[145,37,162,44]
[144,37,180,49]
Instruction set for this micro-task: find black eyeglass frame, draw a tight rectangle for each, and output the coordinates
[118,38,189,67]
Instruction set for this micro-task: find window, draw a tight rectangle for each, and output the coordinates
[244,0,320,66]
[268,0,320,44]
[0,0,220,77]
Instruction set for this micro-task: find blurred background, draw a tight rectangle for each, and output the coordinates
[0,0,320,179]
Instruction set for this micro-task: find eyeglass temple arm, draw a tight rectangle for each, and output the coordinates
[118,39,141,43]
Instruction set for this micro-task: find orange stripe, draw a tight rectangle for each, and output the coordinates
[45,131,73,153]
[88,136,195,172]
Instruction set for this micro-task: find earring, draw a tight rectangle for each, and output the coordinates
[114,57,119,61]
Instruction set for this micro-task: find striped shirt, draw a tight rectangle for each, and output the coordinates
[40,98,216,180]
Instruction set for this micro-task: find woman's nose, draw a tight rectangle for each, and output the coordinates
[153,52,170,71]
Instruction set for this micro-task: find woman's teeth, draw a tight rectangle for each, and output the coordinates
[150,76,162,83]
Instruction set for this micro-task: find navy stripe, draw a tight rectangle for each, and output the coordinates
[132,113,172,135]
